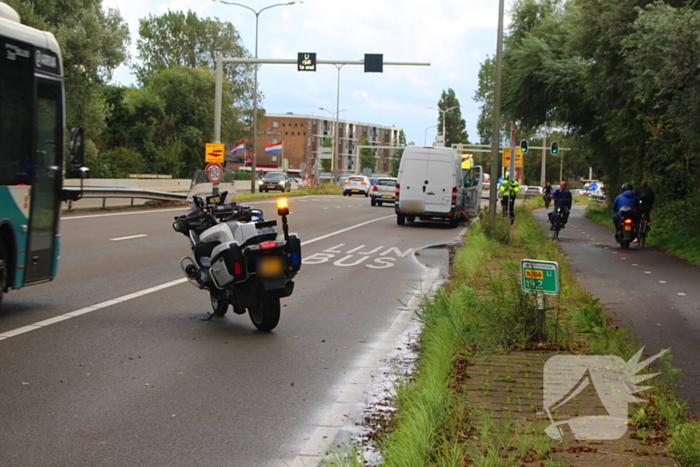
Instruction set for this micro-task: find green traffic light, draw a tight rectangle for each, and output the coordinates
[551,141,559,155]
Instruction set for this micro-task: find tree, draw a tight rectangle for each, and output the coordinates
[437,89,469,147]
[7,0,130,144]
[390,130,407,177]
[135,10,254,104]
[359,138,375,171]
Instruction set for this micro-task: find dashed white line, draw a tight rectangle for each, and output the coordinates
[110,234,148,241]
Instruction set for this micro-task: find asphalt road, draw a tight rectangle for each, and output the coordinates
[534,205,700,416]
[0,195,464,467]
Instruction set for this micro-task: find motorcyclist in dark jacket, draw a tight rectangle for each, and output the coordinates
[612,183,638,232]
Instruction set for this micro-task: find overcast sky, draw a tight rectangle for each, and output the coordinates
[103,0,516,146]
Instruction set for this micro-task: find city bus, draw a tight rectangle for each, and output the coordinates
[0,3,83,308]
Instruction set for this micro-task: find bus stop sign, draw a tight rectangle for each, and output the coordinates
[521,259,560,295]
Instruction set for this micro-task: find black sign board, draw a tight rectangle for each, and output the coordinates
[364,53,383,73]
[297,52,316,72]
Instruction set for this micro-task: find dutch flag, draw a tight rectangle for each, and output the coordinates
[265,142,283,155]
[231,142,245,155]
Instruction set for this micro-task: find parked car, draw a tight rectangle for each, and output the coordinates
[343,175,371,196]
[523,186,543,199]
[481,182,491,199]
[370,177,397,206]
[260,171,291,192]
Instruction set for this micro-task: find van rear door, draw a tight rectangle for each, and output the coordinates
[398,157,428,214]
[424,158,454,214]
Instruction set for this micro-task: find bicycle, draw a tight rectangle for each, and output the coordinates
[550,207,563,240]
[637,210,650,247]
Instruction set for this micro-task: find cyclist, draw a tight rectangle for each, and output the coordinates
[499,171,520,221]
[612,183,638,234]
[634,180,655,220]
[549,181,572,229]
[543,181,554,208]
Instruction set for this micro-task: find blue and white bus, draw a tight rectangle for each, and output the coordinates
[0,3,83,308]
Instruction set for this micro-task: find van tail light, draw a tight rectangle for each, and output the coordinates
[373,186,378,191]
[451,186,458,205]
[395,183,400,202]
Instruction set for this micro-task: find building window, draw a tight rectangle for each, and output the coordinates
[272,121,279,128]
[273,138,278,144]
[307,137,311,147]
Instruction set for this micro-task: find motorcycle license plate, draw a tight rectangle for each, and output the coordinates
[624,225,632,231]
[258,256,283,277]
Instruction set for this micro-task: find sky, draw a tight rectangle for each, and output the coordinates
[102,0,516,147]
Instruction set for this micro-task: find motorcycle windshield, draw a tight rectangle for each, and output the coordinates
[187,170,237,206]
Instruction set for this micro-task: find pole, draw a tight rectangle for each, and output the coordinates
[250,12,260,193]
[559,150,563,182]
[335,64,344,174]
[489,0,505,225]
[507,124,516,219]
[536,292,545,341]
[540,132,547,187]
[213,54,223,196]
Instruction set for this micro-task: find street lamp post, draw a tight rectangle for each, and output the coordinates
[427,105,459,146]
[319,107,347,176]
[424,125,438,145]
[213,1,302,193]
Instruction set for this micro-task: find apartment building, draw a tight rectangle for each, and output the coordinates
[248,112,402,177]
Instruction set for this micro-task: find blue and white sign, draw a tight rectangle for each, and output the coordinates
[589,183,598,191]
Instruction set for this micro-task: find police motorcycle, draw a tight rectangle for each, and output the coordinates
[615,205,638,250]
[172,186,301,331]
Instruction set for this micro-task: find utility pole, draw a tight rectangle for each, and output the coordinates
[540,132,547,187]
[489,0,505,225]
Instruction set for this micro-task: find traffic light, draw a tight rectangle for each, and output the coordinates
[551,141,559,155]
[520,139,529,153]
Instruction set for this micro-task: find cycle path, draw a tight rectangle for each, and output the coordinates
[533,205,700,416]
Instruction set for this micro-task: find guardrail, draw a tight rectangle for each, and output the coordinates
[589,193,606,206]
[64,188,188,211]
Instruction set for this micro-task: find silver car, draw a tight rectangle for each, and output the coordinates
[370,177,397,206]
[342,175,371,197]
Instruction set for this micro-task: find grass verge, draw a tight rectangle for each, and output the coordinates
[324,205,700,466]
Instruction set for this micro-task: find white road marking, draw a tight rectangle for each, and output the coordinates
[632,264,638,267]
[0,215,393,342]
[678,293,686,296]
[645,271,652,274]
[660,281,667,284]
[110,234,147,241]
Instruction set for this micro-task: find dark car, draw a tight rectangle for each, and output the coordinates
[260,172,291,192]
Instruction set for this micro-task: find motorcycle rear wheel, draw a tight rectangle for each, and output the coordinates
[248,295,280,331]
[210,291,229,316]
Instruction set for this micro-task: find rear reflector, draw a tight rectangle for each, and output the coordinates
[233,261,243,275]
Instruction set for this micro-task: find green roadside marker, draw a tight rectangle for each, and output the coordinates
[521,259,560,295]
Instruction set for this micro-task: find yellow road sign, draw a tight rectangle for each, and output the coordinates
[205,143,225,163]
[503,148,524,169]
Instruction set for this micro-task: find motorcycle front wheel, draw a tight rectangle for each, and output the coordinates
[210,291,229,316]
[248,295,281,331]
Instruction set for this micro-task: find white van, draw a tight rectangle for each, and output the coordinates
[395,146,469,227]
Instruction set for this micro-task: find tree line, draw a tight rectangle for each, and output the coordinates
[474,0,700,239]
[9,0,256,178]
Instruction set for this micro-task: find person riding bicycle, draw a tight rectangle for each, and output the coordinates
[612,183,638,234]
[543,181,554,208]
[549,181,572,229]
[499,171,520,221]
[634,180,655,220]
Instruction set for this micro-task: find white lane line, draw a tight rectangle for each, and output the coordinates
[110,234,148,241]
[0,278,187,341]
[0,215,394,342]
[678,292,686,296]
[660,281,667,284]
[645,271,652,274]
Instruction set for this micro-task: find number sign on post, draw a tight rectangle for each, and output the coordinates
[521,259,560,295]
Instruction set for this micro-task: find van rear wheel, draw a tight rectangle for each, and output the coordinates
[397,213,405,225]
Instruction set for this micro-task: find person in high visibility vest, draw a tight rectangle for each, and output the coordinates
[499,171,520,221]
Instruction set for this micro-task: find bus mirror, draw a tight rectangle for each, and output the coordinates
[68,127,85,169]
